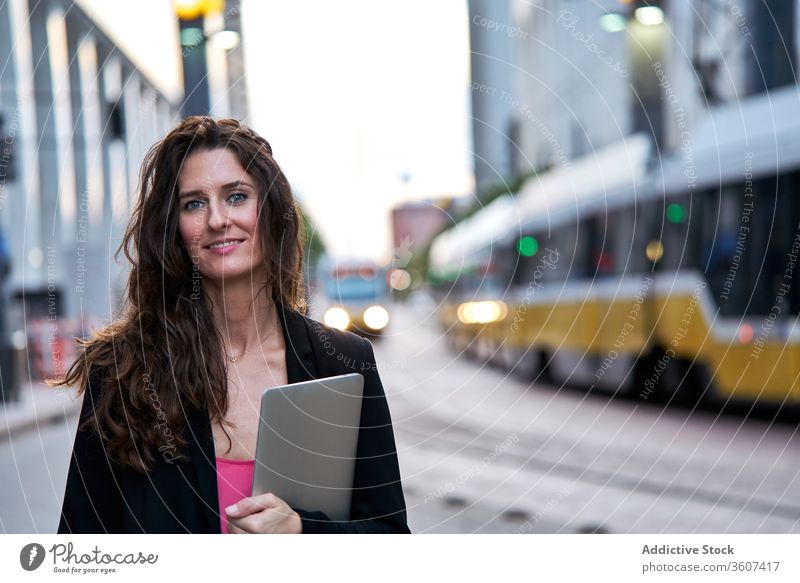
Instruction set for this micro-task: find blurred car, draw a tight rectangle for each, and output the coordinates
[316,258,390,337]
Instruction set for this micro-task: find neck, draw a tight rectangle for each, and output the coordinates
[202,277,278,354]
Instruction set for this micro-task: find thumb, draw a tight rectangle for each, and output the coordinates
[226,493,278,518]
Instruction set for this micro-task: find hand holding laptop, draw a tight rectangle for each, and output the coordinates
[223,373,365,533]
[224,492,302,534]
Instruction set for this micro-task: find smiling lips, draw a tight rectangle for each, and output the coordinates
[205,239,244,254]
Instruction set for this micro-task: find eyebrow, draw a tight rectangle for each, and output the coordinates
[178,180,256,199]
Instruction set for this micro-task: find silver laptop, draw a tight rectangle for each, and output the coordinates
[252,373,364,521]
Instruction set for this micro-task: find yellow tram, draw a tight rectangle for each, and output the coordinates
[429,89,800,411]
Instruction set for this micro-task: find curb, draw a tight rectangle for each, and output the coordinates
[0,385,82,442]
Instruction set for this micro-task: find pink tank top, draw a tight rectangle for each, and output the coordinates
[216,457,255,534]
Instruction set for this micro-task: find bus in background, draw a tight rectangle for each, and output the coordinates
[315,257,390,337]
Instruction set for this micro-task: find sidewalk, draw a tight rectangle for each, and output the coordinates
[0,380,82,441]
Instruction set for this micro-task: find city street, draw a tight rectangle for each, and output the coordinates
[380,303,800,534]
[1,301,798,534]
[0,414,72,534]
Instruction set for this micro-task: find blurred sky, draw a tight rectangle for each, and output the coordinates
[77,0,473,263]
[74,0,183,99]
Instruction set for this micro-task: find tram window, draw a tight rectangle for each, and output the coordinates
[660,196,692,271]
[470,250,503,296]
[610,207,635,276]
[759,172,800,315]
[687,189,707,272]
[494,241,518,289]
[587,214,615,277]
[619,204,649,276]
[511,234,531,286]
[575,219,593,278]
[701,175,800,317]
[554,222,580,280]
[703,185,753,315]
[697,188,720,274]
[538,231,563,283]
[747,177,778,315]
[634,200,661,274]
[512,231,552,286]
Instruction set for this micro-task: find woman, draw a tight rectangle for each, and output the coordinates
[54,117,409,534]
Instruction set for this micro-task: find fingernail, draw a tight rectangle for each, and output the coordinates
[225,504,237,515]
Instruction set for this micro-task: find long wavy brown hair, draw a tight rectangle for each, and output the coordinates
[50,117,307,472]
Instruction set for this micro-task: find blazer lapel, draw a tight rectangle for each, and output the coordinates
[277,302,319,383]
[190,303,318,532]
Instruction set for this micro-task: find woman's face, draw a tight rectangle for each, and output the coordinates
[177,148,265,285]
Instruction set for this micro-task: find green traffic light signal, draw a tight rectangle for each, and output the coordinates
[666,203,685,224]
[517,236,539,257]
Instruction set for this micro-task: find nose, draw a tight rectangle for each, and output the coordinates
[206,197,231,231]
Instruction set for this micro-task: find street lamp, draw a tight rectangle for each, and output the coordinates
[634,6,664,26]
[173,0,224,116]
[212,29,241,50]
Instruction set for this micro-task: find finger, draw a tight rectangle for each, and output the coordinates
[229,508,290,534]
[227,518,250,534]
[226,493,278,518]
[228,512,270,534]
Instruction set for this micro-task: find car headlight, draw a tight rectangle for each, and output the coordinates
[457,301,508,324]
[363,305,389,330]
[324,307,350,330]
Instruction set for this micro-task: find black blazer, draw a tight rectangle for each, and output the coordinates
[57,304,410,534]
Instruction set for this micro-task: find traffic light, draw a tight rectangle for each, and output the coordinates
[517,236,539,257]
[666,203,686,224]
